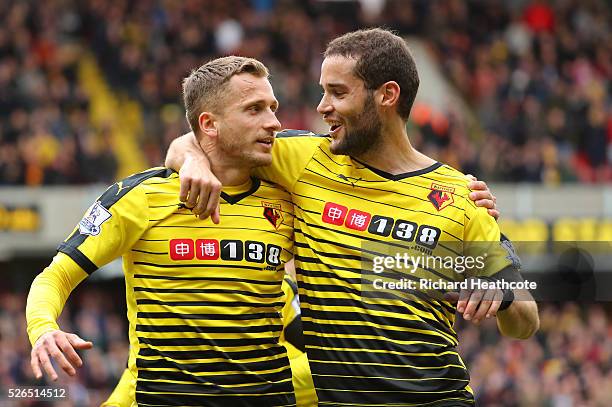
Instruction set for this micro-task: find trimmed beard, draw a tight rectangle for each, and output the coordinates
[217,128,272,168]
[330,92,382,156]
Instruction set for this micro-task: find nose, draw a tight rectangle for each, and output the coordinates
[264,110,282,132]
[317,94,333,115]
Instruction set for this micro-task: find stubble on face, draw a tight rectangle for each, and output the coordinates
[330,92,383,157]
[216,75,275,168]
[216,120,273,168]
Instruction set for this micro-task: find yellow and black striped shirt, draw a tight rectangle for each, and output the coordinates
[102,277,316,407]
[254,131,514,406]
[279,276,317,407]
[58,168,296,407]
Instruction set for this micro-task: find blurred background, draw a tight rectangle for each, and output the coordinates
[0,0,610,405]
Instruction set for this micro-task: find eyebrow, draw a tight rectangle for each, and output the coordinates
[242,98,279,108]
[321,83,348,89]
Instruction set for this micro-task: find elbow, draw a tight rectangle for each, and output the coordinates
[528,311,540,337]
[516,314,539,339]
[523,301,540,339]
[499,301,540,339]
[500,317,539,340]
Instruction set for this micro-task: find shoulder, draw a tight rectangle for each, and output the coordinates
[258,179,293,207]
[276,129,329,139]
[428,164,473,200]
[275,130,330,147]
[98,167,178,208]
[130,167,178,188]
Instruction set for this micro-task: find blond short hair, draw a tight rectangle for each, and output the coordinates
[182,56,269,133]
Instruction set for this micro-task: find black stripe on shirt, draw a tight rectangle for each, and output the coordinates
[58,168,175,274]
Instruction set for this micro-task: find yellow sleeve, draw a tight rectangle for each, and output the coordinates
[279,276,317,407]
[279,277,303,359]
[463,200,514,278]
[101,368,135,407]
[291,352,317,407]
[254,130,326,192]
[57,181,149,272]
[27,173,152,346]
[26,252,88,346]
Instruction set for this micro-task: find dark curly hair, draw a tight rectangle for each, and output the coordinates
[324,28,419,121]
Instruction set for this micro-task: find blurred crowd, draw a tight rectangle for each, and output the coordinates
[459,303,612,406]
[0,287,129,406]
[0,285,610,406]
[0,0,610,185]
[0,1,118,185]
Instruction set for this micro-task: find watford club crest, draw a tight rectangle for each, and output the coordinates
[262,201,284,229]
[428,183,455,211]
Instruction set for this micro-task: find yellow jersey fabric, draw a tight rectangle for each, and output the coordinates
[53,168,296,407]
[280,276,317,407]
[254,131,515,406]
[106,276,318,407]
[101,369,135,407]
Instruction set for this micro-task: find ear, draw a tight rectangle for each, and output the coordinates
[377,81,401,110]
[198,111,218,138]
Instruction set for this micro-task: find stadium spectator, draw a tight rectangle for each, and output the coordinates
[0,289,128,406]
[0,0,609,183]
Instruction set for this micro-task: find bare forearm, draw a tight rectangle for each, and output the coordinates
[164,132,221,220]
[165,132,203,171]
[497,292,539,339]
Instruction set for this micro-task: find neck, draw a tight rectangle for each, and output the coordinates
[200,139,251,186]
[210,161,251,186]
[353,116,436,174]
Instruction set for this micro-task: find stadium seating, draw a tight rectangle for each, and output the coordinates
[1,1,610,405]
[0,0,609,185]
